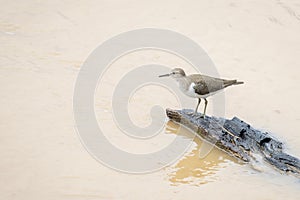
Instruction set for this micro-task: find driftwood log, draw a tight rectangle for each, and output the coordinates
[166,108,300,178]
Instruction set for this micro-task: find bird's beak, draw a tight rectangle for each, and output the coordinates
[158,73,170,78]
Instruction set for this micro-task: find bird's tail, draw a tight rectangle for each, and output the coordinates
[224,80,244,87]
[234,81,244,85]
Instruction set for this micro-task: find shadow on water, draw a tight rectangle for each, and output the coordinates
[165,120,241,186]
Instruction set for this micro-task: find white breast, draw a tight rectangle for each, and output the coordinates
[182,82,222,98]
[184,82,199,98]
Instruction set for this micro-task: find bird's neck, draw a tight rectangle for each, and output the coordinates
[175,77,190,91]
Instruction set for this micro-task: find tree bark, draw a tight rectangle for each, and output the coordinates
[166,108,300,178]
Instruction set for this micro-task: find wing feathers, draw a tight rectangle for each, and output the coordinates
[190,74,243,95]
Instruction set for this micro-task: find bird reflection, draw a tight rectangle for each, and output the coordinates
[165,120,240,186]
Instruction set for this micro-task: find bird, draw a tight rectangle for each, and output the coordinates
[159,68,244,118]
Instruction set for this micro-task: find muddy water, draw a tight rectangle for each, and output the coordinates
[1,0,300,199]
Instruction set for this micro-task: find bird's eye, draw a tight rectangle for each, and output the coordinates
[172,72,176,74]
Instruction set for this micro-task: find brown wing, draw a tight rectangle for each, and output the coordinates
[190,74,238,95]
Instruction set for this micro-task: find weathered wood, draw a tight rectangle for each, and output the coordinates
[166,108,300,178]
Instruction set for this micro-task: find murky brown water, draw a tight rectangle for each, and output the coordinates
[1,0,300,199]
[165,121,241,186]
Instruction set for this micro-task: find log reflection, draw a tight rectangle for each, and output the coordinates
[165,121,239,186]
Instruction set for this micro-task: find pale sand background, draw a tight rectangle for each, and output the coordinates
[1,0,300,199]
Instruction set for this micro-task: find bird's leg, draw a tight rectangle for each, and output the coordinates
[193,98,201,116]
[201,98,208,119]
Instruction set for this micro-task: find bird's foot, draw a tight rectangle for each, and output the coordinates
[192,113,199,118]
[186,111,205,119]
[190,113,201,119]
[194,113,204,120]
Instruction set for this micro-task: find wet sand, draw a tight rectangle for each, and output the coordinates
[1,0,300,199]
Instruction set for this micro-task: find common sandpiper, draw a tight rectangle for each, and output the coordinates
[159,68,244,118]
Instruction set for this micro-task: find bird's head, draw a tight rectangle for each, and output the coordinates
[159,68,186,79]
